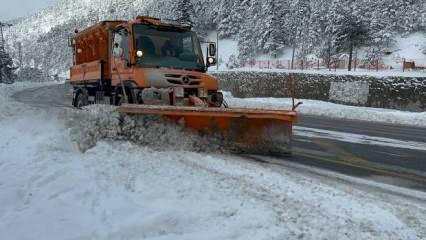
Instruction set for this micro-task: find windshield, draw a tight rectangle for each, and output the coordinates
[133,24,205,71]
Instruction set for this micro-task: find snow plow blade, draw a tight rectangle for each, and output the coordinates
[118,104,298,155]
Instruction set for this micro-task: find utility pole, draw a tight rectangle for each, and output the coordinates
[17,42,22,68]
[216,30,219,71]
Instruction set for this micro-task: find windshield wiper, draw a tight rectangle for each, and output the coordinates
[168,66,205,72]
[138,63,204,72]
[154,25,186,33]
[183,68,205,72]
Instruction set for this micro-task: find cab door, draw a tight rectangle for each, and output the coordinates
[111,28,133,86]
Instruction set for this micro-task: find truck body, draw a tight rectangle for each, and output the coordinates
[70,16,221,107]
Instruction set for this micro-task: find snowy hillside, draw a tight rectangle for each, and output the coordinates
[208,31,426,73]
[4,0,148,77]
[3,0,426,77]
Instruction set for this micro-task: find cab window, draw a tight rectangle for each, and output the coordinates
[113,28,130,61]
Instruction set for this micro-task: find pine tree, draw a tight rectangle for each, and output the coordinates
[258,0,287,57]
[16,66,44,82]
[288,0,310,68]
[237,0,257,60]
[0,47,16,83]
[217,0,246,39]
[305,0,331,57]
[170,0,195,25]
[216,0,234,38]
[331,0,370,71]
[191,0,218,34]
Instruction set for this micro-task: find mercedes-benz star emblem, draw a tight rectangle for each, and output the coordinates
[182,76,190,84]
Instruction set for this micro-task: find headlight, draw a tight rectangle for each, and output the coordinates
[136,50,143,58]
[207,57,216,64]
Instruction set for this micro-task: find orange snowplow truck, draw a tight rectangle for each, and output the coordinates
[69,16,298,155]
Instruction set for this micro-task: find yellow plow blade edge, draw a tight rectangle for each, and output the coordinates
[118,104,298,155]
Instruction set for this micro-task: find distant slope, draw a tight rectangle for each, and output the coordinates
[4,0,150,77]
[3,0,425,78]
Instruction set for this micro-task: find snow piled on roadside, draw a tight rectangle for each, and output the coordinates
[65,105,226,153]
[0,83,425,239]
[224,92,426,127]
[212,67,426,78]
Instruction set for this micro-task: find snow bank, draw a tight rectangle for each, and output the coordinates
[212,66,426,78]
[224,92,426,127]
[65,105,226,153]
[215,71,426,112]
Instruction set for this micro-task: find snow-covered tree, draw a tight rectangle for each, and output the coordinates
[4,0,426,76]
[327,0,370,70]
[237,0,257,60]
[191,0,218,35]
[216,0,235,38]
[0,47,16,83]
[169,0,195,25]
[16,66,44,82]
[288,0,310,67]
[257,0,288,57]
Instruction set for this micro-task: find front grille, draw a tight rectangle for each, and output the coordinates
[167,80,182,85]
[165,74,201,86]
[184,88,198,97]
[165,74,181,78]
[188,75,201,79]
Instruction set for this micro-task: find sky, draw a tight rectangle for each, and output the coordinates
[0,0,56,21]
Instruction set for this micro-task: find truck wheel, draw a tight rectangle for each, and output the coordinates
[211,92,224,107]
[75,92,88,109]
[113,88,133,105]
[114,93,124,106]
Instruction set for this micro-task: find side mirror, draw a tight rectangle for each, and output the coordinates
[206,42,217,67]
[68,35,74,47]
[208,43,216,57]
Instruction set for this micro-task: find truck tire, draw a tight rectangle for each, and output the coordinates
[113,87,134,106]
[75,91,89,109]
[211,91,224,108]
[114,93,124,106]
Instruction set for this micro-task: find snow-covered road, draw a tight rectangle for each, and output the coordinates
[1,83,425,240]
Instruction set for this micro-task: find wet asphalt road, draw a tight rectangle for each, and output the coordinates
[12,83,426,191]
[290,116,426,191]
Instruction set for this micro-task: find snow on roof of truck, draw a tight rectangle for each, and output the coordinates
[135,16,192,31]
[74,21,126,37]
